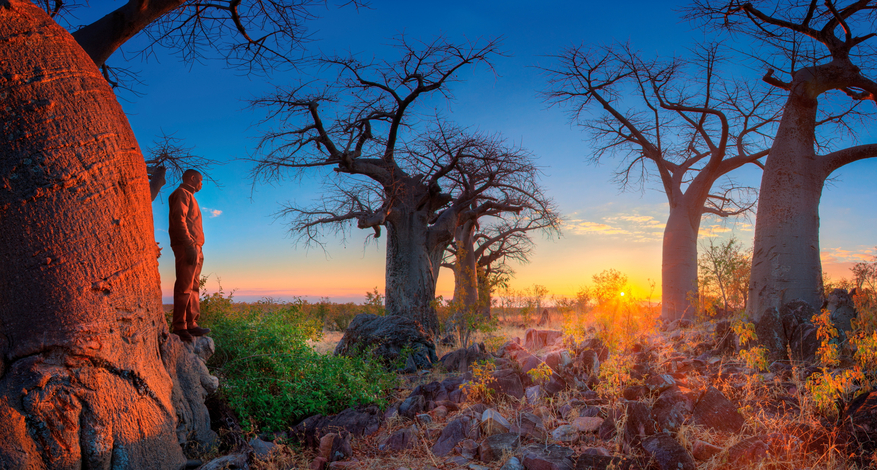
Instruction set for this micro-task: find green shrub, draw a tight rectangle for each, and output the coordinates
[201,295,398,432]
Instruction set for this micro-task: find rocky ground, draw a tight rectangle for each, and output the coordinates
[195,315,877,470]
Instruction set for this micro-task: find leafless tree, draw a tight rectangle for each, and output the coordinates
[250,37,516,331]
[442,212,560,318]
[543,42,781,321]
[686,1,877,339]
[145,132,217,200]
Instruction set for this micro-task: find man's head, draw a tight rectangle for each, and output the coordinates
[182,169,203,193]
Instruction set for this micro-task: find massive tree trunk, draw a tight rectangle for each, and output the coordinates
[661,201,701,322]
[0,2,188,467]
[385,209,440,333]
[746,91,825,323]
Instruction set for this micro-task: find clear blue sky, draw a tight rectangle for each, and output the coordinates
[73,1,877,303]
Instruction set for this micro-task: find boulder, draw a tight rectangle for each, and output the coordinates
[544,350,573,374]
[691,440,722,461]
[713,320,736,354]
[692,387,744,434]
[517,412,548,441]
[651,386,694,433]
[598,401,656,443]
[318,432,352,463]
[292,404,383,448]
[160,335,219,454]
[200,453,248,470]
[379,425,418,452]
[479,433,520,462]
[551,425,579,444]
[481,408,512,436]
[641,433,696,470]
[459,438,479,459]
[575,349,601,377]
[526,385,545,405]
[431,417,470,457]
[489,368,525,399]
[571,417,603,433]
[840,390,877,461]
[521,444,575,470]
[439,343,488,373]
[248,437,278,459]
[726,436,769,466]
[524,329,563,351]
[398,394,426,419]
[333,314,437,369]
[500,457,524,470]
[574,454,634,469]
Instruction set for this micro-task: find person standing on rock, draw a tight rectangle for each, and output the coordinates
[169,169,210,341]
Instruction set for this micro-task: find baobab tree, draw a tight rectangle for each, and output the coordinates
[250,38,541,332]
[688,1,877,335]
[445,211,560,318]
[0,0,354,468]
[544,43,780,321]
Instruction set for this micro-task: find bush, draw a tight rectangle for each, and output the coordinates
[201,295,398,432]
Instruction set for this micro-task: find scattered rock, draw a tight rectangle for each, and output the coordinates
[691,439,723,461]
[479,433,520,462]
[440,343,489,373]
[521,444,575,470]
[840,390,877,460]
[571,417,603,433]
[500,456,524,470]
[574,453,634,469]
[524,329,563,351]
[432,418,470,457]
[526,385,545,405]
[651,386,694,433]
[248,437,277,459]
[489,368,525,399]
[379,425,418,452]
[551,425,579,444]
[481,408,512,436]
[692,386,744,434]
[200,453,248,470]
[517,412,548,441]
[544,350,573,374]
[726,435,769,466]
[292,404,383,448]
[399,394,426,419]
[334,314,437,369]
[318,432,352,463]
[458,438,479,459]
[641,433,696,470]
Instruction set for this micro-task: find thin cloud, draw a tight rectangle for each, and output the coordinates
[565,212,664,242]
[202,207,223,218]
[822,246,874,264]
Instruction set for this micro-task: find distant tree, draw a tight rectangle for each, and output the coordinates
[698,236,751,314]
[687,1,877,332]
[444,207,561,319]
[250,38,511,332]
[591,269,630,310]
[544,43,779,322]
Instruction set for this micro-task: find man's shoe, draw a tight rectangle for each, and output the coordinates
[173,329,194,342]
[188,326,211,336]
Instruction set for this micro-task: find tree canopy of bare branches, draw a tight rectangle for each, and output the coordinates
[686,1,877,336]
[250,37,546,331]
[543,42,782,321]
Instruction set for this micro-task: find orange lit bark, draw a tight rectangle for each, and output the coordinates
[0,1,185,468]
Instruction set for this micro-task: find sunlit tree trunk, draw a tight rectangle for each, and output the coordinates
[661,202,702,322]
[451,220,479,312]
[747,93,825,323]
[0,2,185,467]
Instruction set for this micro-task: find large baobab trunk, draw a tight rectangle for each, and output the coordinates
[661,204,701,322]
[747,93,825,323]
[385,210,440,332]
[0,2,185,467]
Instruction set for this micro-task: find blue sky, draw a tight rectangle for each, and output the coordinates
[73,1,877,303]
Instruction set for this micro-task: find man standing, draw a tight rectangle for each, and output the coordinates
[168,169,210,341]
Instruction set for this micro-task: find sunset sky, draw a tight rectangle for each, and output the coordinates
[77,1,877,304]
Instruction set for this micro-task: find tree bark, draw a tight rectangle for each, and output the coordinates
[661,202,701,322]
[0,2,185,467]
[452,220,479,312]
[746,91,825,323]
[384,209,440,333]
